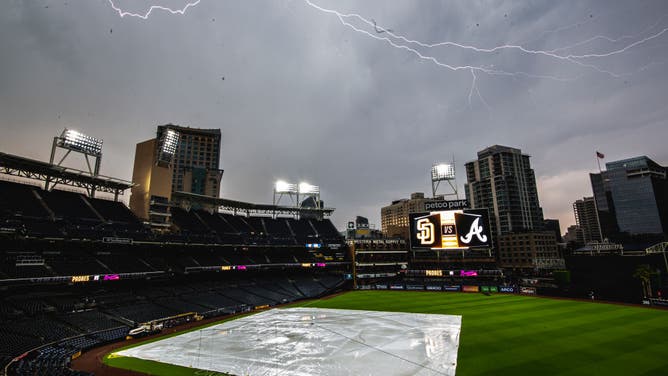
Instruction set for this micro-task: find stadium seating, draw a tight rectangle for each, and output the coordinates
[0,180,50,218]
[0,179,349,375]
[87,197,140,224]
[39,190,100,222]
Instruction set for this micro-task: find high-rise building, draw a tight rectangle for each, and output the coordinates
[573,197,603,243]
[129,138,174,226]
[464,145,544,236]
[157,125,223,197]
[130,124,223,223]
[590,156,668,239]
[464,145,564,271]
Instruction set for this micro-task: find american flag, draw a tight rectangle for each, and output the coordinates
[596,151,605,159]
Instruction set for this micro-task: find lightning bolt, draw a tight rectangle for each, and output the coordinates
[107,0,201,19]
[303,0,668,107]
[105,0,667,109]
[468,69,490,111]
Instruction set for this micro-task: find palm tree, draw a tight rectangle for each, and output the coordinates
[633,264,652,298]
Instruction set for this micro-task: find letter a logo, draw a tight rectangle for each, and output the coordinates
[459,216,488,244]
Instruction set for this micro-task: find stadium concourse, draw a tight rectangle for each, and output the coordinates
[0,163,350,376]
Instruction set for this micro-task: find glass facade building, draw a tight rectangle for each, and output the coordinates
[590,156,668,238]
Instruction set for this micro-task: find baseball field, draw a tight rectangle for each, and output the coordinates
[104,290,668,375]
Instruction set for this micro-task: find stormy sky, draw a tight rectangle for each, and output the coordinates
[1,0,667,233]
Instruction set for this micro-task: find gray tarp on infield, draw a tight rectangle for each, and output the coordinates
[115,307,462,376]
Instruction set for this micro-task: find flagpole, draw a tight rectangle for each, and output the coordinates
[595,151,603,173]
[596,153,602,173]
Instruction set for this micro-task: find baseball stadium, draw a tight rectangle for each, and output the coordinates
[0,127,667,376]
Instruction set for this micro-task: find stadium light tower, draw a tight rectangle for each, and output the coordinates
[46,129,104,196]
[298,181,321,210]
[431,161,458,199]
[272,180,322,217]
[273,180,298,207]
[157,128,180,167]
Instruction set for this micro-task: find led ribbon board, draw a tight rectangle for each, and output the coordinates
[409,209,492,250]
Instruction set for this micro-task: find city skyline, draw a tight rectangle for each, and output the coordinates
[1,0,667,231]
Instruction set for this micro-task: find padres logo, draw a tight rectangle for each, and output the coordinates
[416,218,435,245]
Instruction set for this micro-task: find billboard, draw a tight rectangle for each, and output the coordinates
[409,208,492,250]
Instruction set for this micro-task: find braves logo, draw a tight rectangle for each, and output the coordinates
[459,216,487,244]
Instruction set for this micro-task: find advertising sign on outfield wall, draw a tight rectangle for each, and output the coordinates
[462,285,480,292]
[443,285,462,292]
[520,286,537,295]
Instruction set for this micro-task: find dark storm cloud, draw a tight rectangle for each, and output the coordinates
[1,0,667,231]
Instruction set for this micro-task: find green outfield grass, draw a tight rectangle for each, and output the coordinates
[105,291,668,375]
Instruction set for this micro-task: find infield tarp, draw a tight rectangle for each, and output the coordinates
[115,307,462,376]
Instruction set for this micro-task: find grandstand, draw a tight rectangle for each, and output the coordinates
[0,150,350,375]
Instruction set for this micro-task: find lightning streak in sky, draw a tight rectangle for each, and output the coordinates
[302,0,668,107]
[546,13,668,54]
[107,0,201,19]
[106,0,667,108]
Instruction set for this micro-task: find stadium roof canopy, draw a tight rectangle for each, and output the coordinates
[172,191,335,217]
[0,151,133,199]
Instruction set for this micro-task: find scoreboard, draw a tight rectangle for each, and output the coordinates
[409,208,492,250]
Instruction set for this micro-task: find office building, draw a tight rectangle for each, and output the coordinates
[573,197,603,244]
[544,219,563,243]
[498,232,564,270]
[590,156,668,239]
[381,192,436,239]
[563,225,585,246]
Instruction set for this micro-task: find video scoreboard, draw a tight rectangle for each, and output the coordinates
[409,201,492,250]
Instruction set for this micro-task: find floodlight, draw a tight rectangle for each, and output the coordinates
[431,163,455,181]
[60,129,103,156]
[298,182,319,194]
[157,129,180,164]
[161,129,179,155]
[275,180,297,193]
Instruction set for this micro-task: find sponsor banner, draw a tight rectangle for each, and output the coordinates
[357,273,397,279]
[462,285,480,292]
[424,199,469,211]
[499,286,516,293]
[375,284,388,290]
[489,286,498,293]
[426,285,442,291]
[650,298,668,307]
[520,286,537,295]
[358,285,372,290]
[406,285,424,291]
[102,237,133,244]
[444,285,462,292]
[480,286,490,293]
[390,284,405,290]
